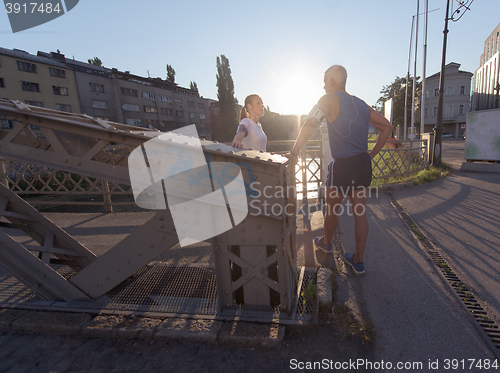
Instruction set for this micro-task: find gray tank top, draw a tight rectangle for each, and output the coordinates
[327,92,371,159]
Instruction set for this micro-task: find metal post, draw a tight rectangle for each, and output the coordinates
[405,16,415,141]
[421,0,429,138]
[411,0,420,141]
[432,0,451,167]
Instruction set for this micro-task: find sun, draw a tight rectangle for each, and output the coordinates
[267,65,325,116]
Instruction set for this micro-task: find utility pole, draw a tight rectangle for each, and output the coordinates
[432,0,472,166]
[432,0,451,167]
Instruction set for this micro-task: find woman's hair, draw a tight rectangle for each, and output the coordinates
[239,94,260,121]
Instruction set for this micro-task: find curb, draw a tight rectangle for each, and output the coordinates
[0,308,285,349]
[381,182,414,190]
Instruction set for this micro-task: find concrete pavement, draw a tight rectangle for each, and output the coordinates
[331,139,500,368]
[1,140,500,372]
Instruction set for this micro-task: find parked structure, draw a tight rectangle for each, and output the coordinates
[0,47,212,138]
[472,22,500,112]
[423,62,472,138]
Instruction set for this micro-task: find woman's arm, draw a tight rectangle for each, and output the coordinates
[231,123,248,148]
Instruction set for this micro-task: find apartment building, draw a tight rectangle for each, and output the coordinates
[0,47,212,139]
[472,22,500,111]
[423,62,473,137]
[0,47,80,129]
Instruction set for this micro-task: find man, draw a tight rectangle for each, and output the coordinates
[287,65,393,275]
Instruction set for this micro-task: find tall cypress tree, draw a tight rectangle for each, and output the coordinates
[216,55,238,141]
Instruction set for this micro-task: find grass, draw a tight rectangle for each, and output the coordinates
[371,163,452,188]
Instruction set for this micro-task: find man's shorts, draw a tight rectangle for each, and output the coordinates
[326,152,372,196]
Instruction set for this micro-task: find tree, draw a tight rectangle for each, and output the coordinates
[375,75,422,133]
[215,55,238,141]
[166,64,176,83]
[87,57,102,66]
[190,81,198,92]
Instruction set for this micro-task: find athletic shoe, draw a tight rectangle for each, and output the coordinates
[313,236,333,254]
[344,253,365,275]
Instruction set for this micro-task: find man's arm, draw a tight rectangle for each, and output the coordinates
[288,117,320,159]
[287,96,333,160]
[367,106,393,158]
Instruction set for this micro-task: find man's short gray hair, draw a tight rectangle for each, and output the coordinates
[324,65,347,88]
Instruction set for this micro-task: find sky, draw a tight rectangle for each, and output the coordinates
[1,0,498,116]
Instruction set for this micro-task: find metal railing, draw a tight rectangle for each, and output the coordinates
[370,139,429,179]
[0,138,428,213]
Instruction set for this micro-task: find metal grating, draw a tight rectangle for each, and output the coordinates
[66,263,218,315]
[386,191,500,356]
[0,264,317,324]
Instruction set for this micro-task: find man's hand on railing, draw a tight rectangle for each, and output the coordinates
[284,150,299,163]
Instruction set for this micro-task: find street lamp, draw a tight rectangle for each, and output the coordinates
[432,0,473,166]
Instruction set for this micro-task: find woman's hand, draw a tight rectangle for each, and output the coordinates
[231,131,246,148]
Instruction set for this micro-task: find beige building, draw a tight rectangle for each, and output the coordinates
[1,47,213,138]
[423,62,473,138]
[472,22,500,111]
[0,47,80,126]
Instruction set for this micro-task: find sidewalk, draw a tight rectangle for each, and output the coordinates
[336,189,497,365]
[1,143,500,371]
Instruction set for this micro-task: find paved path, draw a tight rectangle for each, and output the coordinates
[1,140,500,372]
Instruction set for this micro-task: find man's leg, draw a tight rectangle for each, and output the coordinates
[348,188,368,263]
[323,186,345,244]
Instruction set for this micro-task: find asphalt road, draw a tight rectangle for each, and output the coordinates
[394,139,500,330]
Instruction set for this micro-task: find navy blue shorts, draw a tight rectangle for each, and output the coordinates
[326,152,372,195]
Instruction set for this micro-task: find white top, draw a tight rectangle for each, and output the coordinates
[239,118,267,152]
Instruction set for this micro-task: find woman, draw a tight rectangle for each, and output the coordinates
[231,94,267,152]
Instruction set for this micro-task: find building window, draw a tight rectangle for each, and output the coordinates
[162,121,175,128]
[21,81,40,92]
[160,108,173,115]
[433,88,439,97]
[144,105,158,113]
[424,108,428,118]
[142,91,155,100]
[189,112,196,119]
[446,86,455,96]
[125,119,142,126]
[174,99,183,106]
[459,85,466,95]
[122,103,140,111]
[17,61,36,73]
[458,104,465,115]
[187,101,195,107]
[0,119,13,128]
[198,103,205,109]
[0,78,4,88]
[53,86,69,96]
[49,68,66,78]
[433,107,437,116]
[89,83,105,93]
[445,104,454,118]
[199,113,206,120]
[56,104,72,112]
[92,100,107,109]
[425,91,429,99]
[159,95,171,103]
[25,100,43,107]
[121,87,138,97]
[176,110,184,117]
[145,119,158,128]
